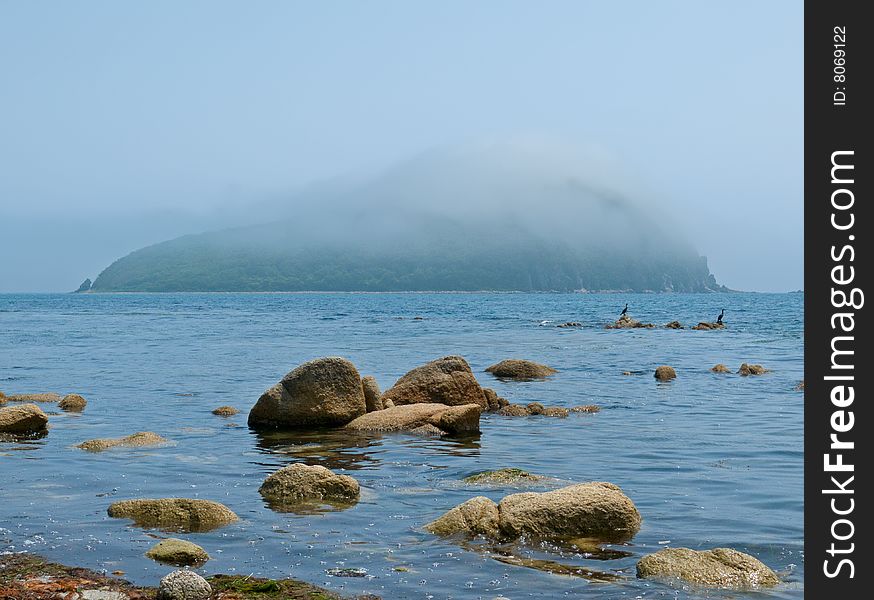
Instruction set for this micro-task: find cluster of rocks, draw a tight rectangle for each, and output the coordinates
[497,402,570,417]
[606,314,655,329]
[711,363,769,376]
[0,391,90,435]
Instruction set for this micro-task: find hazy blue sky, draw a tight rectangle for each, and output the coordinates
[0,1,802,292]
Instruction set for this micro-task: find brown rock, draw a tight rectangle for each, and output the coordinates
[77,431,169,452]
[654,366,677,381]
[636,547,780,588]
[570,405,601,413]
[541,407,570,417]
[107,498,238,532]
[607,315,654,329]
[0,403,49,433]
[692,322,725,330]
[259,463,359,509]
[248,357,367,429]
[424,496,500,537]
[145,538,209,566]
[485,359,557,380]
[59,394,87,411]
[738,363,768,376]
[361,376,383,412]
[5,392,62,403]
[211,405,239,416]
[664,321,684,329]
[381,356,488,409]
[711,364,732,374]
[525,402,545,415]
[497,404,530,416]
[482,388,506,411]
[344,403,480,435]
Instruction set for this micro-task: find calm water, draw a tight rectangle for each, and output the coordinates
[0,292,803,599]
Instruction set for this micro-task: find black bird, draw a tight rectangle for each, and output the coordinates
[620,303,628,317]
[717,308,725,324]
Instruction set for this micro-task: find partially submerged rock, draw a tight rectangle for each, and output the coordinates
[157,570,212,600]
[607,315,654,329]
[427,482,640,544]
[361,376,383,412]
[482,388,508,411]
[496,403,529,417]
[654,366,677,381]
[145,538,209,566]
[636,547,780,588]
[345,403,480,435]
[496,403,568,417]
[570,405,600,413]
[59,393,87,411]
[711,364,732,373]
[692,322,725,330]
[485,359,557,380]
[248,357,367,429]
[259,463,360,510]
[664,321,683,329]
[738,363,768,376]
[795,380,805,391]
[0,403,49,434]
[381,356,488,410]
[5,392,62,403]
[463,468,545,485]
[542,407,570,417]
[77,431,169,452]
[107,498,238,532]
[211,405,239,416]
[556,321,582,328]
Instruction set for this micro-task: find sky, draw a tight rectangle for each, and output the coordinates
[0,1,803,292]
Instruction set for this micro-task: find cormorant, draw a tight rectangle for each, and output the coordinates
[620,303,628,317]
[717,308,724,324]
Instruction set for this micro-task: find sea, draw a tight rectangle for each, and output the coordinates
[0,292,803,599]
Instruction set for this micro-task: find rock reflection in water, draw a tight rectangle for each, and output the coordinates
[252,428,379,471]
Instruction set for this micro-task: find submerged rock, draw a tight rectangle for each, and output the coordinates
[211,405,239,416]
[157,570,212,600]
[380,356,488,410]
[692,321,725,330]
[0,403,49,434]
[77,431,169,452]
[636,547,780,588]
[556,321,583,328]
[259,463,360,510]
[5,392,62,403]
[711,364,732,373]
[738,363,768,376]
[361,376,383,412]
[107,498,238,532]
[427,482,640,544]
[59,393,87,411]
[145,538,209,566]
[485,359,557,380]
[541,407,570,417]
[664,321,684,329]
[463,468,545,485]
[607,315,654,329]
[345,403,480,435]
[248,357,367,429]
[570,405,600,413]
[654,366,677,381]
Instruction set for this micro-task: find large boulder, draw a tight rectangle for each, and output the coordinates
[345,403,480,435]
[248,357,367,429]
[77,431,169,452]
[259,463,360,510]
[0,404,49,434]
[146,538,209,566]
[361,376,383,412]
[107,498,238,532]
[59,394,87,411]
[636,547,780,588]
[157,570,212,600]
[426,482,640,544]
[485,360,557,380]
[381,356,488,410]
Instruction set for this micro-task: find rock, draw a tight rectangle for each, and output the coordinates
[259,463,360,509]
[636,547,779,588]
[0,403,49,434]
[711,364,732,373]
[692,321,725,330]
[5,392,62,403]
[145,538,209,566]
[424,496,500,537]
[345,403,481,435]
[525,402,545,415]
[570,405,600,413]
[622,371,634,376]
[541,407,570,417]
[497,404,529,417]
[463,468,545,485]
[738,363,768,376]
[77,431,169,452]
[59,393,87,411]
[211,405,238,416]
[483,388,501,411]
[248,357,367,429]
[0,390,6,405]
[654,366,677,381]
[383,398,395,408]
[485,359,557,380]
[556,321,582,328]
[75,278,93,293]
[156,570,212,600]
[107,498,238,532]
[380,356,488,410]
[664,321,683,329]
[361,376,383,412]
[428,482,640,544]
[795,380,805,391]
[607,315,654,329]
[80,591,128,600]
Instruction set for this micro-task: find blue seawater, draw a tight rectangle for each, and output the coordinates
[0,292,803,598]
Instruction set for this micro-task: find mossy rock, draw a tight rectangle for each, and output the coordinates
[463,468,545,485]
[145,538,209,566]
